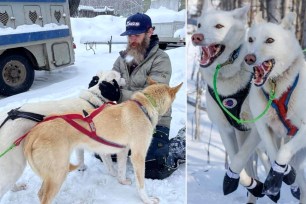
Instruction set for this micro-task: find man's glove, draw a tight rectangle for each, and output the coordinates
[99,79,121,102]
[88,76,99,88]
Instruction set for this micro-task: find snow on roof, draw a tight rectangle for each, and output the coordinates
[78,5,114,12]
[78,5,94,11]
[0,23,68,36]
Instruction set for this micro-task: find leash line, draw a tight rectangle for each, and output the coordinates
[213,64,276,124]
[0,144,15,158]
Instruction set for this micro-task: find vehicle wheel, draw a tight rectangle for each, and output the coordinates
[159,43,167,50]
[0,54,35,96]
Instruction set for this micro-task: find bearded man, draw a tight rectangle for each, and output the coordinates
[93,13,184,180]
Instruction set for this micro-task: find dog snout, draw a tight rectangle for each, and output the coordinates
[191,33,204,44]
[244,54,256,65]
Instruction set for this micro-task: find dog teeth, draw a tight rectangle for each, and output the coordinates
[215,46,220,54]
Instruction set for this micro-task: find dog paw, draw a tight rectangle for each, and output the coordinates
[267,192,280,203]
[223,176,239,195]
[118,178,132,185]
[11,183,27,192]
[78,164,87,171]
[246,179,265,198]
[263,167,283,196]
[283,165,296,185]
[290,186,300,200]
[144,197,159,204]
[223,169,239,195]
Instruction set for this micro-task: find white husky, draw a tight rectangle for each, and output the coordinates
[191,1,270,202]
[0,70,127,200]
[245,12,306,202]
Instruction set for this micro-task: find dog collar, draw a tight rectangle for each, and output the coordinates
[262,74,299,136]
[220,45,242,67]
[144,93,157,108]
[130,99,152,123]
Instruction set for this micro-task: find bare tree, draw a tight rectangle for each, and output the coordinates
[301,0,306,49]
[220,0,233,10]
[179,0,186,11]
[280,0,288,17]
[295,0,301,40]
[194,70,202,141]
[69,0,81,17]
[143,0,151,12]
[266,0,281,22]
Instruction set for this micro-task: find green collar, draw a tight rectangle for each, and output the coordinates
[143,93,157,108]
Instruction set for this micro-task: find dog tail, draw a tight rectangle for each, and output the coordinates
[69,163,79,172]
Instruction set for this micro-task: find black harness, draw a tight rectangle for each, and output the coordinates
[207,83,251,131]
[0,100,98,129]
[0,108,45,128]
[207,44,251,131]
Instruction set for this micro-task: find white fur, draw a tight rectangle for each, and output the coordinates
[247,12,306,202]
[192,3,266,203]
[0,70,126,200]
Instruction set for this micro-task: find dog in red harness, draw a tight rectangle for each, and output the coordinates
[0,70,125,200]
[23,78,182,204]
[243,12,306,202]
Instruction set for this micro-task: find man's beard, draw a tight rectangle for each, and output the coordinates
[125,34,150,66]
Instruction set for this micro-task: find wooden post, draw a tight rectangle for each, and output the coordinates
[108,36,113,53]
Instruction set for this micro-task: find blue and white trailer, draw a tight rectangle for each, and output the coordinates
[0,0,75,95]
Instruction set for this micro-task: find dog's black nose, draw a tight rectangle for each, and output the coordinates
[244,54,256,65]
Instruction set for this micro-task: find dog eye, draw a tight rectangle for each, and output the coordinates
[197,23,201,28]
[265,38,274,44]
[215,24,224,29]
[248,37,254,43]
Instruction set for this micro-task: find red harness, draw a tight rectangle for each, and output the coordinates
[263,75,299,136]
[271,91,298,136]
[13,102,126,148]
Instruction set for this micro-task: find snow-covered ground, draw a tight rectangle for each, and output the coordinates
[186,31,299,203]
[0,8,186,204]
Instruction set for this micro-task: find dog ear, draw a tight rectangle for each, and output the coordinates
[281,12,296,32]
[169,82,183,97]
[232,4,250,21]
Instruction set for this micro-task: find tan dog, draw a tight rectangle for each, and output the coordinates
[24,79,183,204]
[0,70,125,200]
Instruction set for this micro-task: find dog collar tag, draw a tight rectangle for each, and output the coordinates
[222,98,237,109]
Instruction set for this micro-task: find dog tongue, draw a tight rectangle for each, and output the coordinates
[200,46,211,65]
[253,61,272,86]
[253,65,264,85]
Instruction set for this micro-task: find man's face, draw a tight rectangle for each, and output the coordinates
[127,33,146,48]
[127,28,153,49]
[125,29,153,66]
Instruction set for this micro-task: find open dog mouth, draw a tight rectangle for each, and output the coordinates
[200,44,225,68]
[252,59,275,86]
